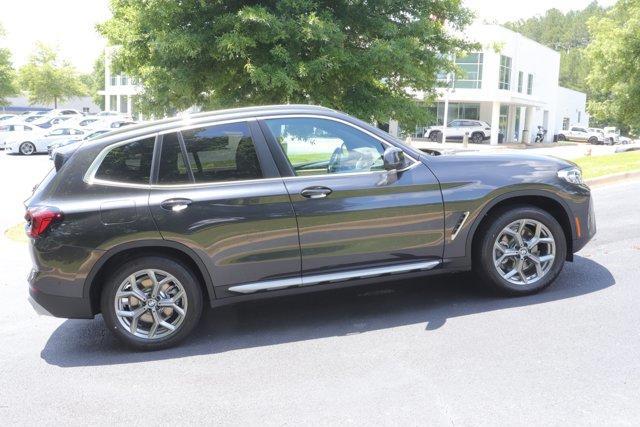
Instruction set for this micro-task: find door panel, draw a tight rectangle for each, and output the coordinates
[149,181,301,290]
[282,165,443,274]
[148,122,301,294]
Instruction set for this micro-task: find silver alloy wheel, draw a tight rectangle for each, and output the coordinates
[492,219,556,286]
[20,142,35,155]
[114,269,188,339]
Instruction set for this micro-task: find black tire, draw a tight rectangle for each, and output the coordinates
[471,132,484,143]
[473,206,567,296]
[557,134,566,142]
[19,142,36,155]
[588,136,598,145]
[429,130,442,142]
[101,256,203,350]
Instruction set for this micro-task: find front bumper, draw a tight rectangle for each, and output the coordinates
[572,191,597,253]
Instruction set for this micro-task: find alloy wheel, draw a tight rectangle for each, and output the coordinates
[114,269,188,339]
[492,219,556,286]
[20,142,35,155]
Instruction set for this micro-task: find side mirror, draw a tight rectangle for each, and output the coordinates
[382,146,405,171]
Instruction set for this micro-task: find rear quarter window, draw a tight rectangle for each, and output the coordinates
[94,137,155,184]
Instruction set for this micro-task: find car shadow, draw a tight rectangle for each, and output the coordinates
[41,255,614,367]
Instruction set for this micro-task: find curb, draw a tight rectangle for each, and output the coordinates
[585,170,640,186]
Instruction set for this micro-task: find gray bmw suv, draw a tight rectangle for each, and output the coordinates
[26,105,596,350]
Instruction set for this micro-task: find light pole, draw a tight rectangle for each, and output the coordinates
[440,71,454,144]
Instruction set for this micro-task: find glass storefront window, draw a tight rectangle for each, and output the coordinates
[499,55,512,90]
[453,53,483,89]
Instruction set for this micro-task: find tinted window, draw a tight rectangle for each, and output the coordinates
[264,117,388,176]
[158,133,191,185]
[95,137,155,184]
[181,122,262,183]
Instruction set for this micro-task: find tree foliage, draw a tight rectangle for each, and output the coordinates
[99,0,473,127]
[586,0,640,133]
[505,1,606,93]
[81,55,106,110]
[0,23,18,106]
[18,43,87,108]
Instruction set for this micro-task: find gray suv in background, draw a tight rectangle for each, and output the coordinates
[26,105,595,350]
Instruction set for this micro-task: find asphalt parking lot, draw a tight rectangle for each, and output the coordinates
[0,150,639,425]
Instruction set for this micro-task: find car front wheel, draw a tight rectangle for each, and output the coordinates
[429,131,442,142]
[474,206,567,296]
[19,142,36,155]
[101,256,203,350]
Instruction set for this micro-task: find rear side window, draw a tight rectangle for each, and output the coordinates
[158,133,190,185]
[95,137,155,184]
[168,122,262,183]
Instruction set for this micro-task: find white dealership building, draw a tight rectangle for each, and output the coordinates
[405,23,589,144]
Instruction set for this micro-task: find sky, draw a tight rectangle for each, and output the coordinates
[0,0,618,74]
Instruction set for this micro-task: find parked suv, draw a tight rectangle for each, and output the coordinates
[557,126,603,144]
[26,105,595,350]
[426,120,491,143]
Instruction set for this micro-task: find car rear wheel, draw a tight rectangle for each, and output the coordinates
[557,134,566,142]
[588,136,598,144]
[101,256,203,350]
[474,206,567,296]
[19,142,36,155]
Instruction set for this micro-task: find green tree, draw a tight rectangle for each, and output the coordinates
[81,55,105,110]
[18,42,87,108]
[0,23,18,106]
[586,0,640,133]
[98,0,473,127]
[505,2,606,93]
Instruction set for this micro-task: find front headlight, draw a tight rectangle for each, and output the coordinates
[558,167,584,185]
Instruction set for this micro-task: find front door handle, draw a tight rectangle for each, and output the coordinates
[160,198,192,212]
[300,186,332,199]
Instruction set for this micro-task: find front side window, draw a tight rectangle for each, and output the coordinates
[498,55,512,90]
[158,122,262,184]
[265,117,390,176]
[94,137,155,184]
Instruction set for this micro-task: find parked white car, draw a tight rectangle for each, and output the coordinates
[47,108,82,116]
[0,122,40,148]
[47,128,112,158]
[4,127,86,155]
[0,114,17,122]
[557,125,603,144]
[426,119,491,143]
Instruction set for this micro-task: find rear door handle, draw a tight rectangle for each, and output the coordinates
[300,186,332,199]
[160,198,192,212]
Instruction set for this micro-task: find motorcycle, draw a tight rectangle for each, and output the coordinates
[534,126,547,143]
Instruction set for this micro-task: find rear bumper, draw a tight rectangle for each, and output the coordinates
[28,267,95,319]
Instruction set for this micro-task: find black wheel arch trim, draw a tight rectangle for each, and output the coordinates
[463,188,576,258]
[83,239,217,303]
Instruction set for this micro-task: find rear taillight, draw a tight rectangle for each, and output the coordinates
[24,207,63,238]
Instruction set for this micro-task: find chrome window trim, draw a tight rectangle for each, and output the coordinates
[228,260,441,294]
[83,133,159,188]
[84,113,419,190]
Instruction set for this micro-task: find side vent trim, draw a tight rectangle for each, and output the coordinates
[451,211,470,241]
